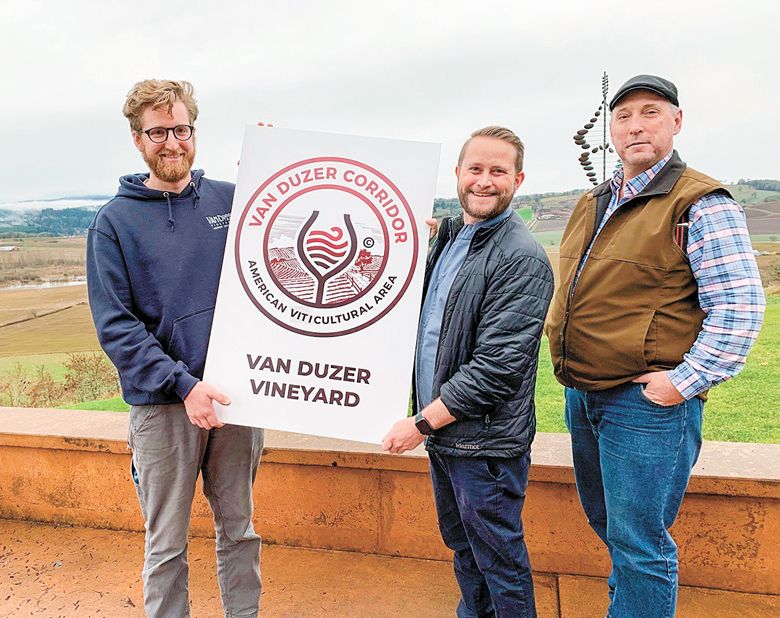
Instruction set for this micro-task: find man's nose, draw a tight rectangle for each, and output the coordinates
[164,130,180,149]
[474,171,492,186]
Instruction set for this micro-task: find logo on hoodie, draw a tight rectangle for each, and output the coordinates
[234,157,418,337]
[206,212,231,230]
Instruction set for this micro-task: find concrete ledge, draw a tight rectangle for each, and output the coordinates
[1,406,778,612]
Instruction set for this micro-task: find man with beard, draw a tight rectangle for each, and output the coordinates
[383,126,554,617]
[87,80,265,618]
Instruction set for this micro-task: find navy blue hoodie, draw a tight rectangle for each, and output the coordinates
[87,169,235,405]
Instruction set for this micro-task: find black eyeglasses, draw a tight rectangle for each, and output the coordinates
[140,125,195,143]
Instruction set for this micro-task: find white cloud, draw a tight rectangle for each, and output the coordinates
[1,0,778,201]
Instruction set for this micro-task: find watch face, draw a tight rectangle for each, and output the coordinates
[415,414,433,435]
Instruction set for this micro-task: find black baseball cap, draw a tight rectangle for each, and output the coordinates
[609,74,679,111]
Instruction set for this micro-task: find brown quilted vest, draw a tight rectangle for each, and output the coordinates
[545,152,729,393]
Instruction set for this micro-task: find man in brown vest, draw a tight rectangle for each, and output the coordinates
[545,75,764,617]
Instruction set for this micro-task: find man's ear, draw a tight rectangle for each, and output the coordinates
[514,170,526,191]
[132,130,144,152]
[673,108,683,136]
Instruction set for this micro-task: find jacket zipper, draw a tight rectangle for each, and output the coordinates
[432,219,493,384]
[414,219,452,411]
[560,196,600,385]
[559,164,678,385]
[560,275,577,385]
[432,219,460,373]
[559,191,635,383]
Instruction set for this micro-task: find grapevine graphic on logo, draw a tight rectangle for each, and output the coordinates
[235,157,418,337]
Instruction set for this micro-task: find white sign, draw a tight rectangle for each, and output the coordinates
[205,127,440,443]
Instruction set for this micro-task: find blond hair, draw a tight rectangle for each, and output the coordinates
[122,80,199,132]
[458,126,525,172]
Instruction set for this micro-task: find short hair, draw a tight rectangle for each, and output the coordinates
[122,80,199,132]
[458,126,525,173]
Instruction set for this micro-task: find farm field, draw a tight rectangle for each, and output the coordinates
[0,294,99,356]
[0,236,86,287]
[46,305,780,443]
[0,236,777,443]
[0,283,88,327]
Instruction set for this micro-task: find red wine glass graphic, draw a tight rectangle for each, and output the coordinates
[297,211,358,305]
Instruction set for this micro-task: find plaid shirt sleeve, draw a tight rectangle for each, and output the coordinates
[667,192,766,399]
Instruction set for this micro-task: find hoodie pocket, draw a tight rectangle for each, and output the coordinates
[168,307,215,379]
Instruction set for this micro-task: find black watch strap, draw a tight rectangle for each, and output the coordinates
[414,412,434,435]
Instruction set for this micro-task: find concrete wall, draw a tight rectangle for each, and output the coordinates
[1,407,778,616]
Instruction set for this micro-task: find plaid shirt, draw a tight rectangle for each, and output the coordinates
[581,152,765,399]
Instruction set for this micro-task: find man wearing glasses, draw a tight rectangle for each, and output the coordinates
[87,80,264,617]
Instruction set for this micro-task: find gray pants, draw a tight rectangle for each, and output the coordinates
[128,403,265,618]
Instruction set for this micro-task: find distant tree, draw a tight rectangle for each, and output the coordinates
[743,179,780,192]
[20,207,96,236]
[433,198,460,218]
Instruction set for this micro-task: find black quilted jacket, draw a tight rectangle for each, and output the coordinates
[416,212,554,457]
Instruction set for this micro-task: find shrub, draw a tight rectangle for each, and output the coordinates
[0,353,121,408]
[63,352,120,402]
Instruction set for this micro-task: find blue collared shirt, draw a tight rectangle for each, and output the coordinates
[415,206,513,410]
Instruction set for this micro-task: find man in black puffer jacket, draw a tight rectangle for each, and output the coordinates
[383,126,553,618]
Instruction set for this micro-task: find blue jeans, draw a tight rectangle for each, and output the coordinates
[429,451,536,618]
[565,383,703,618]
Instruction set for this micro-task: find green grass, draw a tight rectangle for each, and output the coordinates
[533,297,780,443]
[0,353,73,380]
[515,207,532,222]
[62,396,129,412]
[698,296,779,442]
[531,230,563,246]
[534,340,566,432]
[5,297,778,443]
[728,185,780,205]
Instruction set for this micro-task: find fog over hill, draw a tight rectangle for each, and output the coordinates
[0,198,110,236]
[2,180,779,237]
[0,197,110,213]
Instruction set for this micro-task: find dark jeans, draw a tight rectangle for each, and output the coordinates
[565,383,703,618]
[429,450,536,618]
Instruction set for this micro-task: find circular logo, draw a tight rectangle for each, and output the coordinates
[235,157,419,337]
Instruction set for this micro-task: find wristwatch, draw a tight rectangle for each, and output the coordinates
[414,412,434,435]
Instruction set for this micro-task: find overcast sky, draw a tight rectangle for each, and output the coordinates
[1,0,777,202]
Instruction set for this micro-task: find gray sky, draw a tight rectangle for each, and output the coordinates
[1,0,777,202]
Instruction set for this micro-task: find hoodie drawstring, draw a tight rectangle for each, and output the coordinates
[163,192,175,232]
[190,181,201,210]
